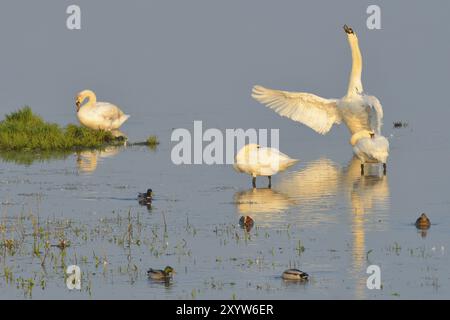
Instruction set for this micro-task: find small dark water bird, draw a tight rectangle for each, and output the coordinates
[138,189,153,205]
[415,213,431,230]
[393,121,408,129]
[239,216,255,232]
[282,269,309,281]
[147,266,175,280]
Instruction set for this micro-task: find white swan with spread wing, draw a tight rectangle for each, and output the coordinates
[252,25,383,136]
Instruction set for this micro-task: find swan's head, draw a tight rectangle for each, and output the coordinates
[350,130,374,145]
[75,90,95,112]
[343,24,354,35]
[75,97,81,112]
[241,144,260,153]
[235,144,261,166]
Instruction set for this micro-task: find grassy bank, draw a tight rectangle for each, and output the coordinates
[0,107,121,151]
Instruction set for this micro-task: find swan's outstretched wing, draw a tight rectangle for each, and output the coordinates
[363,96,383,134]
[252,85,341,135]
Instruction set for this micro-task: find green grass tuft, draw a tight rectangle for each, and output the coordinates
[0,107,120,151]
[146,135,159,146]
[146,135,160,150]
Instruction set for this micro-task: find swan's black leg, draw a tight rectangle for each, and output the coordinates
[252,177,256,188]
[383,163,387,175]
[268,176,272,189]
[360,163,364,176]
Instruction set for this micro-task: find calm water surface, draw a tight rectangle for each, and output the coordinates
[0,112,449,299]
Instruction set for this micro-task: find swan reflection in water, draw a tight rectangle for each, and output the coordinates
[76,130,127,174]
[234,188,297,222]
[234,158,342,225]
[233,156,390,298]
[76,146,123,174]
[344,157,389,299]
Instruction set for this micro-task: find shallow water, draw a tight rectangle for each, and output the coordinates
[1,121,450,299]
[1,0,450,300]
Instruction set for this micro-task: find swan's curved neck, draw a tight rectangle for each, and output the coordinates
[346,34,363,97]
[350,130,371,146]
[82,90,97,107]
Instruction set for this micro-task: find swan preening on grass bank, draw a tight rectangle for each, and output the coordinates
[252,25,384,137]
[234,144,299,188]
[76,90,130,130]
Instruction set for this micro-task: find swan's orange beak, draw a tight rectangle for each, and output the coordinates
[76,100,81,112]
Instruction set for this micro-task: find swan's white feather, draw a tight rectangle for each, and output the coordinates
[251,27,385,138]
[252,85,341,135]
[77,90,130,130]
[363,95,383,135]
[353,135,389,164]
[234,144,299,177]
[94,102,126,119]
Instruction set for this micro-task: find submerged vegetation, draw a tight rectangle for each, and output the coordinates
[0,107,121,151]
[146,135,160,147]
[128,135,160,150]
[146,135,160,150]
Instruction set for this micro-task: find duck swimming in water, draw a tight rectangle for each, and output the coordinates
[138,189,153,205]
[415,213,431,230]
[147,266,175,280]
[239,216,255,232]
[282,269,309,281]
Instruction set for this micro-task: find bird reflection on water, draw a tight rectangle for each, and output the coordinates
[233,156,390,299]
[76,146,123,174]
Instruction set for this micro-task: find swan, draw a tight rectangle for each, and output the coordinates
[234,144,299,188]
[252,25,383,137]
[75,90,130,130]
[350,130,389,175]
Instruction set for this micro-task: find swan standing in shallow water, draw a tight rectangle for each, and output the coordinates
[234,144,299,188]
[350,130,389,175]
[75,90,130,130]
[252,25,383,137]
